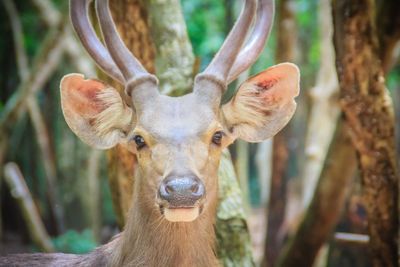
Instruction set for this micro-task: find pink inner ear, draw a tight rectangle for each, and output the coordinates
[61,74,110,118]
[256,79,276,91]
[254,78,283,106]
[248,63,300,106]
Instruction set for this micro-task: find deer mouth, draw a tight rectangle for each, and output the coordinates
[164,207,200,222]
[159,205,203,222]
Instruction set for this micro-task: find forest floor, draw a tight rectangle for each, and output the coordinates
[0,231,31,255]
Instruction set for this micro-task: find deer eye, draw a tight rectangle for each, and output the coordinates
[212,131,225,146]
[131,135,146,149]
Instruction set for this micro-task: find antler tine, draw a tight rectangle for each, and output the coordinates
[70,0,124,84]
[227,0,275,84]
[199,0,257,84]
[95,0,157,89]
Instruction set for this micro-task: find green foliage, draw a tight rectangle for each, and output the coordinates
[17,1,44,59]
[52,229,98,254]
[295,0,320,87]
[182,0,226,69]
[387,67,400,92]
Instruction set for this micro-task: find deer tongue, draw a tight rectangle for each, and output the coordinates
[164,207,199,222]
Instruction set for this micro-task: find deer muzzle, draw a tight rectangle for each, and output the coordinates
[158,174,205,222]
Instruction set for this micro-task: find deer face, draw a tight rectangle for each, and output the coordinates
[130,94,222,221]
[61,63,299,222]
[63,0,299,222]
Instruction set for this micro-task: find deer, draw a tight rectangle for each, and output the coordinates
[0,0,299,266]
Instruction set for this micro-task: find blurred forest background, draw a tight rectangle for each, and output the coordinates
[0,0,400,266]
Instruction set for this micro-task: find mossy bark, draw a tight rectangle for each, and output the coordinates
[332,0,399,266]
[146,0,195,95]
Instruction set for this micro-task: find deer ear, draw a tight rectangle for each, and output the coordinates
[60,73,134,149]
[221,63,300,142]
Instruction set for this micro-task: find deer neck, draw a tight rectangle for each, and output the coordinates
[108,173,220,267]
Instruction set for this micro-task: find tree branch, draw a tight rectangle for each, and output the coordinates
[2,0,66,233]
[3,0,29,82]
[27,98,66,233]
[334,232,369,245]
[31,0,60,25]
[3,163,56,252]
[0,23,66,130]
[30,0,96,76]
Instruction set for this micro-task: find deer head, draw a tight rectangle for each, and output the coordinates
[61,0,299,223]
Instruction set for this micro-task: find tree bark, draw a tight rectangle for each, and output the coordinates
[332,0,399,266]
[146,0,195,95]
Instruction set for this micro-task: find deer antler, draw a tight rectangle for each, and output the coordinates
[95,0,158,89]
[70,0,124,84]
[71,0,273,106]
[70,0,159,107]
[199,0,257,84]
[194,0,274,106]
[227,0,275,84]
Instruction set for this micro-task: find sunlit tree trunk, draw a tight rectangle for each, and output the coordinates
[146,0,195,95]
[299,1,341,264]
[332,0,399,266]
[301,0,340,209]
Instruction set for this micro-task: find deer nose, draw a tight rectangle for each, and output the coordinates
[158,175,205,207]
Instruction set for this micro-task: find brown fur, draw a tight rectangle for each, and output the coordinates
[108,174,220,267]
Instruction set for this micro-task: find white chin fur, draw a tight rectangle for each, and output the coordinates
[164,207,200,222]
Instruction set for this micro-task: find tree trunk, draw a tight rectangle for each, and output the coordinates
[146,0,195,95]
[276,118,357,267]
[332,0,399,266]
[300,0,341,263]
[263,0,296,265]
[301,0,340,209]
